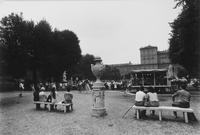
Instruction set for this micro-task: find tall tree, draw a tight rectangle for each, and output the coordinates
[0,13,82,83]
[0,13,35,78]
[75,54,95,80]
[33,20,53,81]
[169,0,200,77]
[101,65,121,80]
[49,30,82,80]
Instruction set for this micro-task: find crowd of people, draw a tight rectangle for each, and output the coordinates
[17,75,194,119]
[32,82,73,111]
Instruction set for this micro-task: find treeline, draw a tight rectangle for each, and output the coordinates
[0,13,121,85]
[169,0,200,77]
[0,13,81,83]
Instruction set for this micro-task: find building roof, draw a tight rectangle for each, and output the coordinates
[109,62,132,67]
[157,50,169,54]
[131,68,167,73]
[140,45,157,50]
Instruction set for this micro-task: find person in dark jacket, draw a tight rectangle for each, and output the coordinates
[32,84,40,109]
[172,83,191,118]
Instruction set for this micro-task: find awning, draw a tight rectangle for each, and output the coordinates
[131,69,167,73]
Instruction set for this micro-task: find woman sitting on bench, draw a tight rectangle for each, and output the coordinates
[47,86,57,110]
[146,87,159,115]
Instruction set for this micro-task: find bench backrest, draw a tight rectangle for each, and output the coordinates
[64,93,73,101]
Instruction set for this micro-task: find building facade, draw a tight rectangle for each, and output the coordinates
[109,45,171,75]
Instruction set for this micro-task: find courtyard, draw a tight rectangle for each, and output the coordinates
[0,91,200,135]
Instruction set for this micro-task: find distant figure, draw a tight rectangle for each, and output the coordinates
[62,88,73,111]
[77,81,82,92]
[32,84,39,101]
[19,81,24,97]
[172,83,191,118]
[85,80,91,91]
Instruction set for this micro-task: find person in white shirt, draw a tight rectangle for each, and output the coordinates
[146,87,159,115]
[135,86,146,106]
[134,86,146,118]
[19,81,24,97]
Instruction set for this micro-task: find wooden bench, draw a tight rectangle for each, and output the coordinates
[33,101,53,111]
[132,105,194,123]
[55,102,73,113]
[33,101,72,113]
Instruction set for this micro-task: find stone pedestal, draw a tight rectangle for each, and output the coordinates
[91,57,107,117]
[91,81,107,117]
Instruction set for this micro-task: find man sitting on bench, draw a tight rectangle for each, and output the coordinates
[135,86,146,118]
[172,82,191,118]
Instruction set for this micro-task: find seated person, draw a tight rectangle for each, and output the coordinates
[46,87,57,110]
[172,83,191,118]
[135,86,146,106]
[135,86,146,118]
[39,90,47,102]
[146,87,159,115]
[62,89,73,111]
[147,87,159,107]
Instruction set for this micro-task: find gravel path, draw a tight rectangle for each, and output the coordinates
[0,91,200,135]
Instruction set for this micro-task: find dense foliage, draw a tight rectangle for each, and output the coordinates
[169,0,200,77]
[74,54,96,80]
[0,13,81,83]
[101,65,121,80]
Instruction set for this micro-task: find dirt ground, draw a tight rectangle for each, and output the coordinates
[0,91,200,135]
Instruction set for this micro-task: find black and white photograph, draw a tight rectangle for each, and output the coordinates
[0,0,200,134]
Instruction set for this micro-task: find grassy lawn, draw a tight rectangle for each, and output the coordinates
[0,91,200,135]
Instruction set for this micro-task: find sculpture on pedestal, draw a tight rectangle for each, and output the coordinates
[63,71,67,82]
[91,57,107,117]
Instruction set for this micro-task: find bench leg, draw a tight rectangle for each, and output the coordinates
[136,109,140,119]
[184,112,188,123]
[158,111,162,121]
[48,105,51,111]
[44,104,47,109]
[64,106,67,113]
[71,104,73,111]
[36,103,40,110]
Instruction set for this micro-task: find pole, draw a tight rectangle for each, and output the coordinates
[122,106,134,118]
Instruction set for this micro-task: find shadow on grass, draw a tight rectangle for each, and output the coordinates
[32,107,74,114]
[0,96,22,107]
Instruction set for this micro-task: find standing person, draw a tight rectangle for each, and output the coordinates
[77,80,82,92]
[172,83,191,118]
[85,80,91,91]
[32,84,40,109]
[19,81,24,97]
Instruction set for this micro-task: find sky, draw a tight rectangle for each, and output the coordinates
[0,0,181,64]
